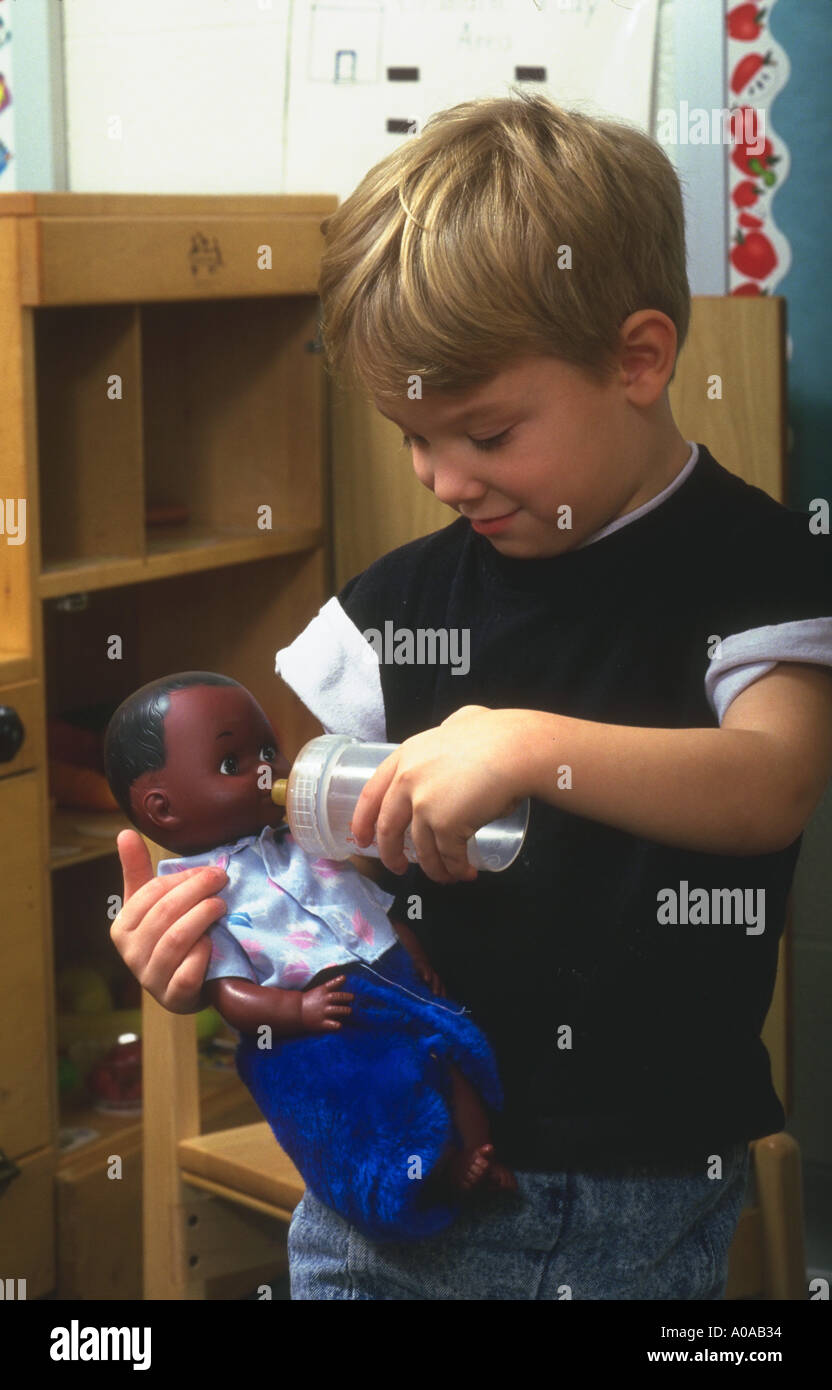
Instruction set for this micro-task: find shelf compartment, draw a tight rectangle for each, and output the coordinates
[129,549,329,756]
[38,521,323,599]
[34,304,145,572]
[50,808,131,872]
[141,296,324,543]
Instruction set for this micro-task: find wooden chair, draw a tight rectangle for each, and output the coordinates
[725,1133,807,1300]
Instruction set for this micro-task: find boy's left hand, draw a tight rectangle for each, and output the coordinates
[350,705,527,883]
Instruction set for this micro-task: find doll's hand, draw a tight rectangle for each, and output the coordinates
[300,976,355,1034]
[412,957,446,997]
[391,919,446,996]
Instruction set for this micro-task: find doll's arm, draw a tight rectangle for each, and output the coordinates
[390,919,446,997]
[203,976,354,1038]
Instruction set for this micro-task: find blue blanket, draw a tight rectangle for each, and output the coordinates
[234,942,502,1242]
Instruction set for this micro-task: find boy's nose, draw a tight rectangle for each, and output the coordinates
[418,457,486,511]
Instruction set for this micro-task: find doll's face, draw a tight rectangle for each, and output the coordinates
[129,684,291,855]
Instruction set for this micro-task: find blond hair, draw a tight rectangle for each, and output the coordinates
[317,90,690,400]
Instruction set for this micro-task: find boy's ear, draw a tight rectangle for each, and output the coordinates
[617,310,679,404]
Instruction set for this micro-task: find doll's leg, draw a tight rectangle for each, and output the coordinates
[429,1060,517,1195]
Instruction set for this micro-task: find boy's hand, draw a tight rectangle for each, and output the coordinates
[350,706,527,883]
[300,976,354,1033]
[112,829,229,1014]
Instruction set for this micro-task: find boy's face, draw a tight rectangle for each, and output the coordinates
[130,685,291,855]
[374,352,684,559]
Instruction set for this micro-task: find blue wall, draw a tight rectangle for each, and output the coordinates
[769,0,832,509]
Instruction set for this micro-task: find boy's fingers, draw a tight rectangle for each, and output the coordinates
[116,829,215,918]
[159,936,213,1014]
[406,817,454,885]
[114,879,227,1010]
[116,829,154,902]
[351,754,398,845]
[432,821,477,881]
[112,864,225,947]
[372,786,414,873]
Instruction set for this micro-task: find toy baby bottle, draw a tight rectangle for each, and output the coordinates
[271,734,529,871]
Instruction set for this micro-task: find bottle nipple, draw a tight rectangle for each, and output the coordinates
[271,778,288,806]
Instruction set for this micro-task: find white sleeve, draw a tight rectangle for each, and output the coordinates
[705,617,832,724]
[275,596,387,741]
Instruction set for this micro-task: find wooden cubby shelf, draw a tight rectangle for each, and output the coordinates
[0,192,338,1298]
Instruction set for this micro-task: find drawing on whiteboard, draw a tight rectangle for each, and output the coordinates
[335,49,358,81]
[309,3,384,84]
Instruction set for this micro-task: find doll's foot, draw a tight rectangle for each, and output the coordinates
[444,1142,495,1193]
[486,1160,518,1192]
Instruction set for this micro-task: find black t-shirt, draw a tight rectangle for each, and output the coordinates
[320,444,832,1173]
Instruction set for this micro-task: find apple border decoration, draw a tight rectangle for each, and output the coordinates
[727,1,791,297]
[0,0,12,185]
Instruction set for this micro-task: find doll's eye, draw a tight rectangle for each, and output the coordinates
[219,755,239,775]
[260,744,277,761]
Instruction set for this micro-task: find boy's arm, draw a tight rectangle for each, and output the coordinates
[507,662,832,856]
[203,976,354,1037]
[351,663,832,873]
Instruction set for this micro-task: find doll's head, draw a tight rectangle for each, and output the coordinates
[103,672,291,856]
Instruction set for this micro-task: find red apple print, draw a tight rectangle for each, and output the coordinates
[731,119,777,181]
[731,51,774,95]
[727,4,767,42]
[738,212,764,229]
[731,230,777,280]
[732,180,761,209]
[732,283,765,297]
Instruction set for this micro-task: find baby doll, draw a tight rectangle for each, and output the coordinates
[104,670,516,1242]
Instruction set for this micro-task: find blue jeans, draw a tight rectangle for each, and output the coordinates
[288,1141,749,1299]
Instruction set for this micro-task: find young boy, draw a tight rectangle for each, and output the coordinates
[112,92,832,1299]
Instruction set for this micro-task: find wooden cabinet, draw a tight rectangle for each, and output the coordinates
[0,193,336,1298]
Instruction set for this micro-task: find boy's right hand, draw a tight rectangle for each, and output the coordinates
[300,976,354,1034]
[112,828,230,1015]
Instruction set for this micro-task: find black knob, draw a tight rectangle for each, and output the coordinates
[0,706,24,763]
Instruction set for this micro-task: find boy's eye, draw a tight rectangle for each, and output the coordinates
[401,430,512,452]
[471,430,511,451]
[219,755,238,775]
